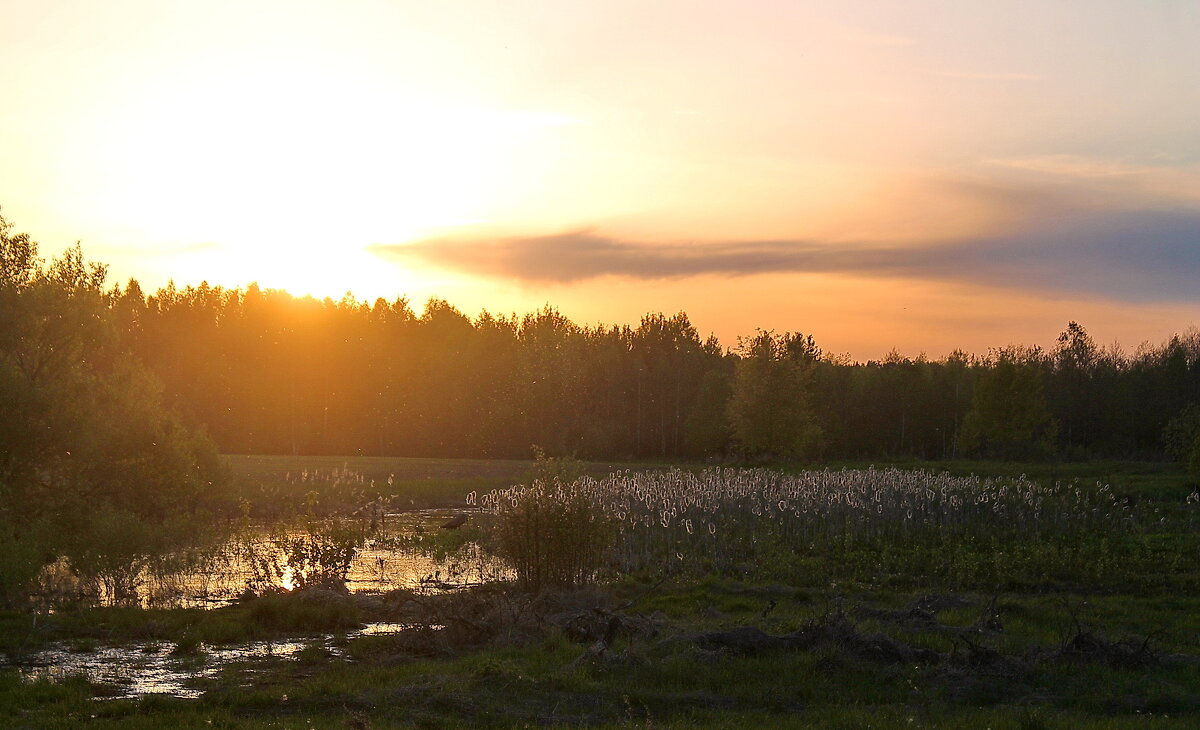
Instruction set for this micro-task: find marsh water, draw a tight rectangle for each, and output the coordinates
[6,509,503,698]
[30,508,503,609]
[18,623,422,700]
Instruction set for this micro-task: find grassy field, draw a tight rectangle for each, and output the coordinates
[2,457,1197,728]
[223,453,661,511]
[824,458,1197,502]
[225,453,1198,506]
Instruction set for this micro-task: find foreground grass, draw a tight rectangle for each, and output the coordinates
[3,578,1198,728]
[3,458,1197,727]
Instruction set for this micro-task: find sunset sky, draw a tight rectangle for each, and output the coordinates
[1,0,1197,359]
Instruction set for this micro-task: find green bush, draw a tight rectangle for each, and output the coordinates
[488,478,613,590]
[0,518,49,609]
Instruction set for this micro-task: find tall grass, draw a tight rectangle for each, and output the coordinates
[481,467,1162,590]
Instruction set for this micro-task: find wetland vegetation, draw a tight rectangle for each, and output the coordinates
[3,455,1198,728]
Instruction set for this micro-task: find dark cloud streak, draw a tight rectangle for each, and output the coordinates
[371,210,1200,303]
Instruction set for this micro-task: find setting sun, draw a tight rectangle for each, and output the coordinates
[85,50,587,296]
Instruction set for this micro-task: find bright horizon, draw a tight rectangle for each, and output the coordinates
[2,1,1197,359]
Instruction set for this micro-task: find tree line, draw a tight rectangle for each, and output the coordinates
[5,212,1200,474]
[118,280,1200,466]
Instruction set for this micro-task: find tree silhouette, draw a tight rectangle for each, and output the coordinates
[727,330,821,459]
[0,212,227,605]
[957,348,1056,460]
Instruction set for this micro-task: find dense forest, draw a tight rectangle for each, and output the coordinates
[119,278,1200,465]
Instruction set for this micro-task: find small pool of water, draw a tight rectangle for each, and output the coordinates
[13,622,426,700]
[8,509,506,699]
[30,509,505,609]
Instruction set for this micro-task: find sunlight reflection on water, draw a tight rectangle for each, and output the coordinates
[9,510,501,698]
[15,622,427,699]
[31,509,503,609]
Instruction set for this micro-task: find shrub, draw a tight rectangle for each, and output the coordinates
[486,478,613,590]
[281,518,365,589]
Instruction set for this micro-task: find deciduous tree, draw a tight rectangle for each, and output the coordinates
[727,330,821,459]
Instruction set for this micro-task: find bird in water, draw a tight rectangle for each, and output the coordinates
[440,513,469,529]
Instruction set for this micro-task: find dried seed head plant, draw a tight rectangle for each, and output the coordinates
[481,467,1134,589]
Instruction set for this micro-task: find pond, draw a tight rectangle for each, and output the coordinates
[4,509,507,699]
[30,509,507,610]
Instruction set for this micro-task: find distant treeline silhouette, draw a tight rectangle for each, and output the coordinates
[112,280,1199,462]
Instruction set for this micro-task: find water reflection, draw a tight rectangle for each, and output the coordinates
[5,509,509,699]
[16,622,423,699]
[30,509,504,609]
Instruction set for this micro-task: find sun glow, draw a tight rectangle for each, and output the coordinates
[157,240,422,302]
[83,50,578,295]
